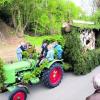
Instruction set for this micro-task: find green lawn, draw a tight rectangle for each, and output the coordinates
[25,34,62,46]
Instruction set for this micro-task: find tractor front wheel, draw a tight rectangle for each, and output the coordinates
[42,63,63,88]
[9,87,27,100]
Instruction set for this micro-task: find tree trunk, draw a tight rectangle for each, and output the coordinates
[12,11,17,29]
[16,9,24,38]
[34,22,38,36]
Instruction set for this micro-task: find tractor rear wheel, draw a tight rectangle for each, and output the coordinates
[9,87,27,100]
[42,63,63,88]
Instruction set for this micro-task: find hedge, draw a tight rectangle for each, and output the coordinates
[74,50,100,75]
[62,27,100,75]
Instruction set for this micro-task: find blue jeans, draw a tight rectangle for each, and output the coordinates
[17,53,22,61]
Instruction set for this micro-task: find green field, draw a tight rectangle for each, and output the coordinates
[25,34,62,46]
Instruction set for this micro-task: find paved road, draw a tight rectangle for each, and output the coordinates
[1,66,100,100]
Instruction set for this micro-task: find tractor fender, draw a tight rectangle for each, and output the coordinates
[18,85,29,94]
[46,59,63,69]
[7,85,29,94]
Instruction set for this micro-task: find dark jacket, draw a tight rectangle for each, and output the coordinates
[86,89,100,100]
[20,45,26,51]
[41,43,48,57]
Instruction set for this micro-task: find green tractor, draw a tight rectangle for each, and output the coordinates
[1,58,65,100]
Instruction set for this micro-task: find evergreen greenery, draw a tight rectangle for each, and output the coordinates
[62,28,100,75]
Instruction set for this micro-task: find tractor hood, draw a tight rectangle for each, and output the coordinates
[3,59,36,84]
[3,59,36,70]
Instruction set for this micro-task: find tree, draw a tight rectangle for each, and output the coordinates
[92,9,100,25]
[8,0,37,37]
[0,0,7,4]
[0,0,83,36]
[31,0,83,35]
[0,0,12,5]
[93,0,100,9]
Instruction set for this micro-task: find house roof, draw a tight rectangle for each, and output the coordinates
[72,20,100,30]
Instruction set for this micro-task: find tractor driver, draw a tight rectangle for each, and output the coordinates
[36,41,54,66]
[41,40,49,58]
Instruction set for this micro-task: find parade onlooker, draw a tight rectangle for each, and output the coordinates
[16,42,27,61]
[16,45,23,61]
[86,74,100,100]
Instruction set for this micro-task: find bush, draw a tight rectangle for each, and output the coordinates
[22,48,39,60]
[74,50,100,75]
[62,28,100,75]
[0,58,5,90]
[63,28,82,66]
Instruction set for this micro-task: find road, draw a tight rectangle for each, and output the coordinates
[1,66,100,100]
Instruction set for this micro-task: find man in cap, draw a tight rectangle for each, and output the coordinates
[86,74,100,100]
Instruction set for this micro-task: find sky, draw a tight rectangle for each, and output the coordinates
[71,0,94,15]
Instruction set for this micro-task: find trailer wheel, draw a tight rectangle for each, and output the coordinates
[42,63,63,88]
[9,87,27,100]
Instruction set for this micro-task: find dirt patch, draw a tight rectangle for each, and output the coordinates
[0,20,27,62]
[0,36,41,63]
[0,36,25,63]
[0,19,41,62]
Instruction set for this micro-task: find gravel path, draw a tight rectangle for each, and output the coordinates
[1,66,100,100]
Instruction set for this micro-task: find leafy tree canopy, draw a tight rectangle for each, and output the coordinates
[0,0,12,4]
[0,0,85,35]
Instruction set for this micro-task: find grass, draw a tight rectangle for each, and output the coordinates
[25,34,62,46]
